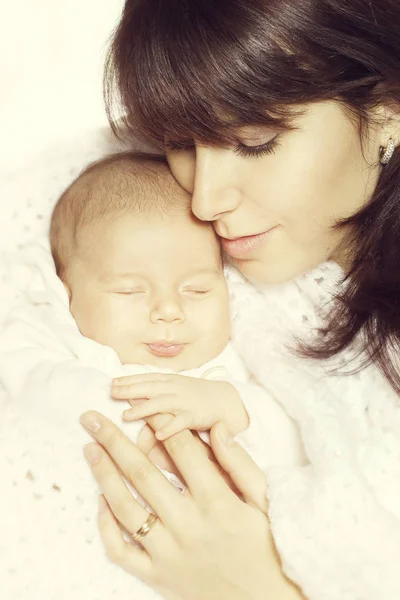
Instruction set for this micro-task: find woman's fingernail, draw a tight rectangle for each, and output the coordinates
[98,495,108,513]
[217,422,235,446]
[80,411,102,433]
[84,443,102,465]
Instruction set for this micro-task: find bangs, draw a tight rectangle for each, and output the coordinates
[105,0,379,148]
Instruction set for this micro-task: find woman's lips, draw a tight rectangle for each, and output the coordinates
[146,343,185,358]
[220,228,277,259]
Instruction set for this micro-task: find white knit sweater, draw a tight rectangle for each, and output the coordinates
[226,264,400,600]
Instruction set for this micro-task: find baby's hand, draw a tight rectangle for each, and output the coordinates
[111,373,249,440]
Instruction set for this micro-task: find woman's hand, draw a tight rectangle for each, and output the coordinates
[134,414,238,490]
[80,410,304,600]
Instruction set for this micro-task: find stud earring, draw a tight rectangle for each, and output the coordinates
[380,138,396,165]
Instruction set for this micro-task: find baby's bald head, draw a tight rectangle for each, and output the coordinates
[50,152,191,281]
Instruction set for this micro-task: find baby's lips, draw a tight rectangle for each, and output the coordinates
[146,342,185,357]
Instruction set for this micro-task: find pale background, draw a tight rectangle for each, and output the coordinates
[0,0,125,167]
[0,0,130,255]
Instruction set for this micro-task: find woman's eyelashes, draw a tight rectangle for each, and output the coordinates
[235,135,281,158]
[165,135,281,158]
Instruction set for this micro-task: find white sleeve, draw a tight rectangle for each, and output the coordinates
[225,379,307,472]
[0,301,141,443]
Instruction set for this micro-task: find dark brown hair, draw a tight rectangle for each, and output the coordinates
[105,0,400,391]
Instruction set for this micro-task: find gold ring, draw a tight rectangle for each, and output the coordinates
[131,512,158,543]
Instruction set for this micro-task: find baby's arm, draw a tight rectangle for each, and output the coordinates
[112,373,250,439]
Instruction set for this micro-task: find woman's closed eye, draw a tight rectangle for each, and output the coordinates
[235,135,281,158]
[165,136,281,159]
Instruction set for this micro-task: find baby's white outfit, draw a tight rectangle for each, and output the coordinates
[0,239,303,600]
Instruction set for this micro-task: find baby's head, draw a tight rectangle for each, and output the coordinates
[50,152,230,371]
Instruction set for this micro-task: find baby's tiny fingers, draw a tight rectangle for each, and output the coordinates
[123,397,177,421]
[122,408,139,421]
[113,373,176,386]
[155,413,192,440]
[111,381,171,400]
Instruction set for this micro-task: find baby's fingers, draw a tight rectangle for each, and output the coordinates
[155,413,193,440]
[122,396,177,421]
[113,373,178,386]
[112,381,172,401]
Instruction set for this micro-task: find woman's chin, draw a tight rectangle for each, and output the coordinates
[231,257,295,286]
[231,248,327,286]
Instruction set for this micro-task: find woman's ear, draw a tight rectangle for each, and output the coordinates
[377,103,400,148]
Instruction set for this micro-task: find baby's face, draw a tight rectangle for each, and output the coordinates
[65,212,231,371]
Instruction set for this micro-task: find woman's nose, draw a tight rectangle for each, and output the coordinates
[149,294,185,324]
[191,146,242,222]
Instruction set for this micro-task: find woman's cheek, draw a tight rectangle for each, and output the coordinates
[166,150,196,193]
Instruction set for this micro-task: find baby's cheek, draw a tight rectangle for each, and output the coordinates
[69,296,101,339]
[74,297,119,345]
[205,313,231,353]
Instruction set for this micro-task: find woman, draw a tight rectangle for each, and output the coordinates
[81,1,400,598]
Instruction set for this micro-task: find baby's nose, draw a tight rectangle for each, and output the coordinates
[149,295,185,323]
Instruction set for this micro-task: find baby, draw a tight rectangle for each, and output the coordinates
[0,151,303,600]
[49,151,301,469]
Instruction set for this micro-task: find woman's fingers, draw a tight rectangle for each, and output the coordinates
[144,413,241,497]
[81,410,233,516]
[83,442,162,550]
[80,412,186,525]
[97,495,152,579]
[210,422,269,513]
[160,427,232,505]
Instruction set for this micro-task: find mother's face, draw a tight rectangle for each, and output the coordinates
[166,101,383,284]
